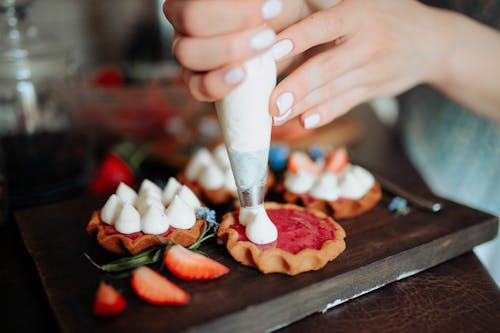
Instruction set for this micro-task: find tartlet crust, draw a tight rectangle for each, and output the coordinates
[217,202,346,275]
[178,171,275,206]
[283,182,382,219]
[86,211,204,255]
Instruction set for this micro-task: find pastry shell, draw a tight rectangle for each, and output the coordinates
[86,211,204,255]
[217,202,346,275]
[283,182,382,219]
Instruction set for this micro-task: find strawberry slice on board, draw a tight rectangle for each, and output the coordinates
[164,245,230,281]
[131,266,190,305]
[324,147,349,174]
[92,281,127,316]
[287,152,322,175]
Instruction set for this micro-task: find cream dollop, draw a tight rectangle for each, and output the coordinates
[162,177,182,205]
[115,182,137,204]
[239,206,277,244]
[284,163,375,200]
[100,194,122,225]
[177,185,202,210]
[141,205,170,234]
[166,195,196,229]
[198,164,225,190]
[138,179,162,199]
[114,203,141,234]
[185,148,213,181]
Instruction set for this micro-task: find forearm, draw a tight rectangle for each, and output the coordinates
[429,9,500,122]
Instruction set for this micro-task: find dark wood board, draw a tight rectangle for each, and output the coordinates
[15,191,497,333]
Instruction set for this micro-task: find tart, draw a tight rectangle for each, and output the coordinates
[217,202,346,275]
[86,211,204,255]
[179,145,274,206]
[281,148,382,219]
[87,178,206,255]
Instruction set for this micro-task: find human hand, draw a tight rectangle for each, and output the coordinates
[163,0,337,101]
[270,0,450,128]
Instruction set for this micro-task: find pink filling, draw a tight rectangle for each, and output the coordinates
[101,223,173,239]
[230,208,337,254]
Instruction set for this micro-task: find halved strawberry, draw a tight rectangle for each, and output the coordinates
[131,266,190,305]
[92,281,126,316]
[164,245,230,280]
[287,152,322,175]
[324,147,349,174]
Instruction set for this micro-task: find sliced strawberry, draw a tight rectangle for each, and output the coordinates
[92,281,126,316]
[324,147,349,174]
[287,152,322,175]
[131,266,190,305]
[164,245,230,280]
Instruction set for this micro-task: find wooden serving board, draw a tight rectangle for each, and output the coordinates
[16,192,497,333]
[14,110,499,332]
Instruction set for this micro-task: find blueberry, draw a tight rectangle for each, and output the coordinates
[269,144,290,171]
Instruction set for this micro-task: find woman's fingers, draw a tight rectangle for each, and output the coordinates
[270,40,369,117]
[174,27,276,71]
[164,0,282,37]
[270,1,352,62]
[299,87,372,129]
[182,65,247,102]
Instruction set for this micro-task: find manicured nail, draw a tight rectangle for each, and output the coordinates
[250,28,276,51]
[223,67,244,85]
[276,92,294,115]
[273,109,291,125]
[261,0,282,20]
[304,113,320,129]
[271,39,293,60]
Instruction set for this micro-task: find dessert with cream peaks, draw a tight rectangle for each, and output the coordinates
[218,202,346,275]
[283,148,382,219]
[87,178,205,254]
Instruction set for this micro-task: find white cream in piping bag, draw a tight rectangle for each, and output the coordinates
[215,51,278,244]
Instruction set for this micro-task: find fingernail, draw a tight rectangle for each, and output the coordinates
[271,39,293,60]
[262,0,282,20]
[223,67,244,85]
[250,28,276,51]
[304,113,320,129]
[273,109,291,125]
[276,92,294,115]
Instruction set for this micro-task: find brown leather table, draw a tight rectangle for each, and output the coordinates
[4,109,500,332]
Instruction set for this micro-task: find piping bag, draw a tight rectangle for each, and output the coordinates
[215,51,278,244]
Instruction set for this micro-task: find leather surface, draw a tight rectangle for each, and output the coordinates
[280,252,500,333]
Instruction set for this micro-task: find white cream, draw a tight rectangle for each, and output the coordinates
[185,148,213,181]
[177,185,201,210]
[141,205,170,234]
[115,182,137,204]
[239,206,277,244]
[284,171,318,194]
[198,164,225,190]
[310,173,341,201]
[162,177,182,205]
[166,195,196,229]
[284,163,375,200]
[100,194,122,225]
[114,203,141,234]
[338,165,375,199]
[138,179,162,198]
[136,196,164,216]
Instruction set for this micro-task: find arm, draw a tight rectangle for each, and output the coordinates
[429,10,500,122]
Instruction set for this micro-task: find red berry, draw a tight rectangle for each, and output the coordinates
[287,152,322,175]
[324,148,349,174]
[131,266,190,305]
[89,153,135,194]
[164,245,230,280]
[92,281,126,316]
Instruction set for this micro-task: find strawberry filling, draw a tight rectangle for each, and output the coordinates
[101,222,174,239]
[230,208,338,254]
